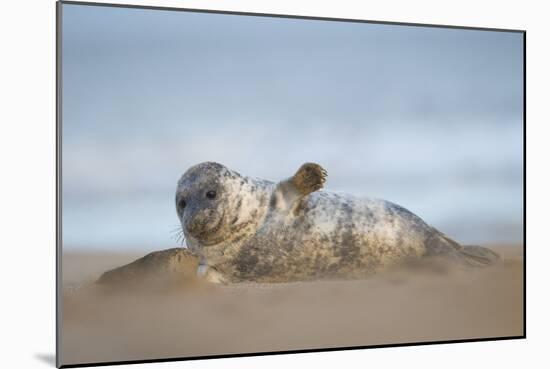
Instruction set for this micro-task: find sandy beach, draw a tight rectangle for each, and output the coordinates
[60,245,523,366]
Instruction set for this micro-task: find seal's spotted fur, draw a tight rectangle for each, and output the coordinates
[176,162,499,283]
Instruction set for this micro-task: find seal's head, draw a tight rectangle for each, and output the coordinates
[175,162,232,246]
[176,162,266,248]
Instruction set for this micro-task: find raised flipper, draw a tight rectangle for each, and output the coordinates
[271,162,327,211]
[291,162,328,195]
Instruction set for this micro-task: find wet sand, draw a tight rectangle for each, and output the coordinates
[60,245,523,366]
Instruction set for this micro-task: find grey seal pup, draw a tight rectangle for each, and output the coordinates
[175,162,499,283]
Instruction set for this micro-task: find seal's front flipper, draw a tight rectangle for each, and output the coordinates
[292,163,328,195]
[272,163,327,212]
[197,264,227,284]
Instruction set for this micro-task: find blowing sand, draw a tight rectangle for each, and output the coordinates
[60,245,523,366]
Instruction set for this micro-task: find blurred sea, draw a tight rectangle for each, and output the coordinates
[61,4,523,250]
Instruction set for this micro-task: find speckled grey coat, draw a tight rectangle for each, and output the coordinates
[175,162,499,283]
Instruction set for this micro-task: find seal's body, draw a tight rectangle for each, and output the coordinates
[176,162,499,283]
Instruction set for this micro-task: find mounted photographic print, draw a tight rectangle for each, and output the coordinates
[57,1,525,367]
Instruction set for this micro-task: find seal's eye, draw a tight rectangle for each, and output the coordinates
[177,199,186,210]
[206,190,217,199]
